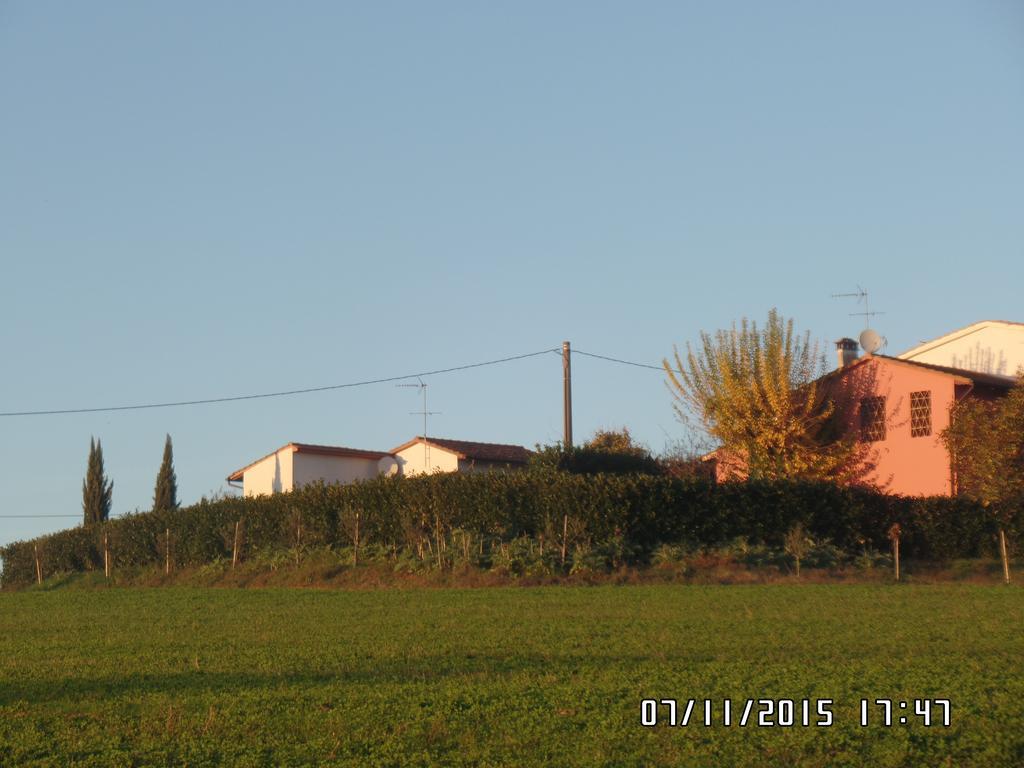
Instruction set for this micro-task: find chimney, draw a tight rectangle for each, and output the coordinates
[835,338,858,369]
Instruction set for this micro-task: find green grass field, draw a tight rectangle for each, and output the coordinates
[1,585,1022,767]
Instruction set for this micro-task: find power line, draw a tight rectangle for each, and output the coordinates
[571,348,681,374]
[0,515,81,519]
[0,348,560,418]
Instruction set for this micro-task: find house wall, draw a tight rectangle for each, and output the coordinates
[826,357,957,496]
[242,448,294,497]
[899,322,1024,379]
[292,453,381,487]
[394,442,460,476]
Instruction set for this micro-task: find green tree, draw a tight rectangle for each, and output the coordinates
[153,434,179,512]
[943,377,1024,504]
[529,428,662,475]
[942,377,1024,582]
[82,437,113,525]
[663,308,858,481]
[584,427,649,457]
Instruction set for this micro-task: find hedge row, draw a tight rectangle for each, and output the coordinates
[2,472,1020,588]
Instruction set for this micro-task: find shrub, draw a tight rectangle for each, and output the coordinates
[1,472,1012,589]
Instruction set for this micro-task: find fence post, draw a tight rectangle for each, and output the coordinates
[165,528,171,575]
[104,532,110,579]
[232,520,241,569]
[999,528,1011,585]
[561,514,568,568]
[34,543,42,585]
[353,510,360,567]
[888,523,901,582]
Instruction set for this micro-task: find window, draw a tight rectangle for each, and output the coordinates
[910,391,932,437]
[860,396,886,442]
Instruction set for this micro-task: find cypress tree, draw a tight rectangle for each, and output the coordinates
[82,437,113,525]
[153,434,179,512]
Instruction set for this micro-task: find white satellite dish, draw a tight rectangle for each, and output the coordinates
[859,328,883,354]
[377,455,399,477]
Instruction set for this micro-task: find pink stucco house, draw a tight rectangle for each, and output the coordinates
[822,348,1013,495]
[707,342,1015,496]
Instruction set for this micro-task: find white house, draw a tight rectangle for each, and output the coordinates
[227,443,395,497]
[898,320,1024,380]
[390,436,533,477]
[227,436,532,496]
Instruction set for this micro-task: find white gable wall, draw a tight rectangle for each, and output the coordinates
[241,448,294,497]
[899,321,1024,379]
[293,453,382,487]
[394,442,460,476]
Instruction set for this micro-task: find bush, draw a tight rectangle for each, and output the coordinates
[1,473,1014,589]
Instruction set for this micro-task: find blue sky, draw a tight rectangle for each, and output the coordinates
[1,1,1021,545]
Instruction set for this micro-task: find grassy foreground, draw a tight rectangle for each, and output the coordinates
[1,585,1022,767]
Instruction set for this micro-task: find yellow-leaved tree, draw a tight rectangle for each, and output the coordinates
[663,309,859,482]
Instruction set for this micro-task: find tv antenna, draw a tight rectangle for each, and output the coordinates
[832,285,887,353]
[831,285,885,329]
[396,377,440,471]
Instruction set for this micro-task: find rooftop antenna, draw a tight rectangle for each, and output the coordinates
[831,285,887,353]
[396,377,440,472]
[831,285,885,329]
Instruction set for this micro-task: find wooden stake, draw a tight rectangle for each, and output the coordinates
[232,520,241,569]
[353,511,360,566]
[104,532,110,579]
[561,514,568,567]
[165,528,171,575]
[435,523,443,569]
[999,528,1011,585]
[888,523,901,582]
[34,544,42,585]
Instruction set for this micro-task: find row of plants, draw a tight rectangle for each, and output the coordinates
[2,471,1020,588]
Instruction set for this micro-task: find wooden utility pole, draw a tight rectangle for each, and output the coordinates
[562,340,573,449]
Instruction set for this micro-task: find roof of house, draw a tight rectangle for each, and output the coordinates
[389,436,534,464]
[898,320,1024,361]
[825,353,1017,390]
[227,442,393,481]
